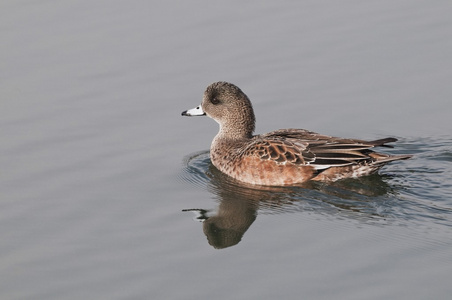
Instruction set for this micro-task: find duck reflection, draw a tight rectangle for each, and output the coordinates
[183,196,257,249]
[182,151,396,249]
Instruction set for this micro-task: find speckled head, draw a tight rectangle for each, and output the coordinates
[201,82,256,139]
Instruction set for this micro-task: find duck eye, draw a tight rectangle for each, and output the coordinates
[211,97,220,105]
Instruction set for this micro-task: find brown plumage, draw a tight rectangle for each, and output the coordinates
[182,81,412,186]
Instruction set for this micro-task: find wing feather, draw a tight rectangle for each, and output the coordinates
[245,129,399,169]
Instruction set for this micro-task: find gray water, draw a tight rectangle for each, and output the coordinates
[1,1,452,299]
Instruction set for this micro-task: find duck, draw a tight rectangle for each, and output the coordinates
[182,81,412,186]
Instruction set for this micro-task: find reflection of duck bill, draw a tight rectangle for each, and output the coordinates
[182,208,211,222]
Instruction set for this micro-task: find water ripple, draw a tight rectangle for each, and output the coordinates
[179,136,452,229]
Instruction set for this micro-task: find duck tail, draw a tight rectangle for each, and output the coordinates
[368,137,398,148]
[370,152,413,164]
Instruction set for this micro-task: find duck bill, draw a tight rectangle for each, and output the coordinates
[181,105,206,116]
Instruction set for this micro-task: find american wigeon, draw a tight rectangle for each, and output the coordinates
[182,81,412,186]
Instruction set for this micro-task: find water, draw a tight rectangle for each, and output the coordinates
[1,1,451,299]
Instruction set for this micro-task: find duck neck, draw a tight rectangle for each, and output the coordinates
[217,111,255,141]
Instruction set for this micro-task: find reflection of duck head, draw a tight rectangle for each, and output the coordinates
[182,151,399,249]
[202,196,258,249]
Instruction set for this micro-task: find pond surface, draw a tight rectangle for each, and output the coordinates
[1,1,451,299]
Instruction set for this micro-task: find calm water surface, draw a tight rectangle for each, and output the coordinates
[1,1,451,299]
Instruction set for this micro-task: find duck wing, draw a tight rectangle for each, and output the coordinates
[251,129,401,170]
